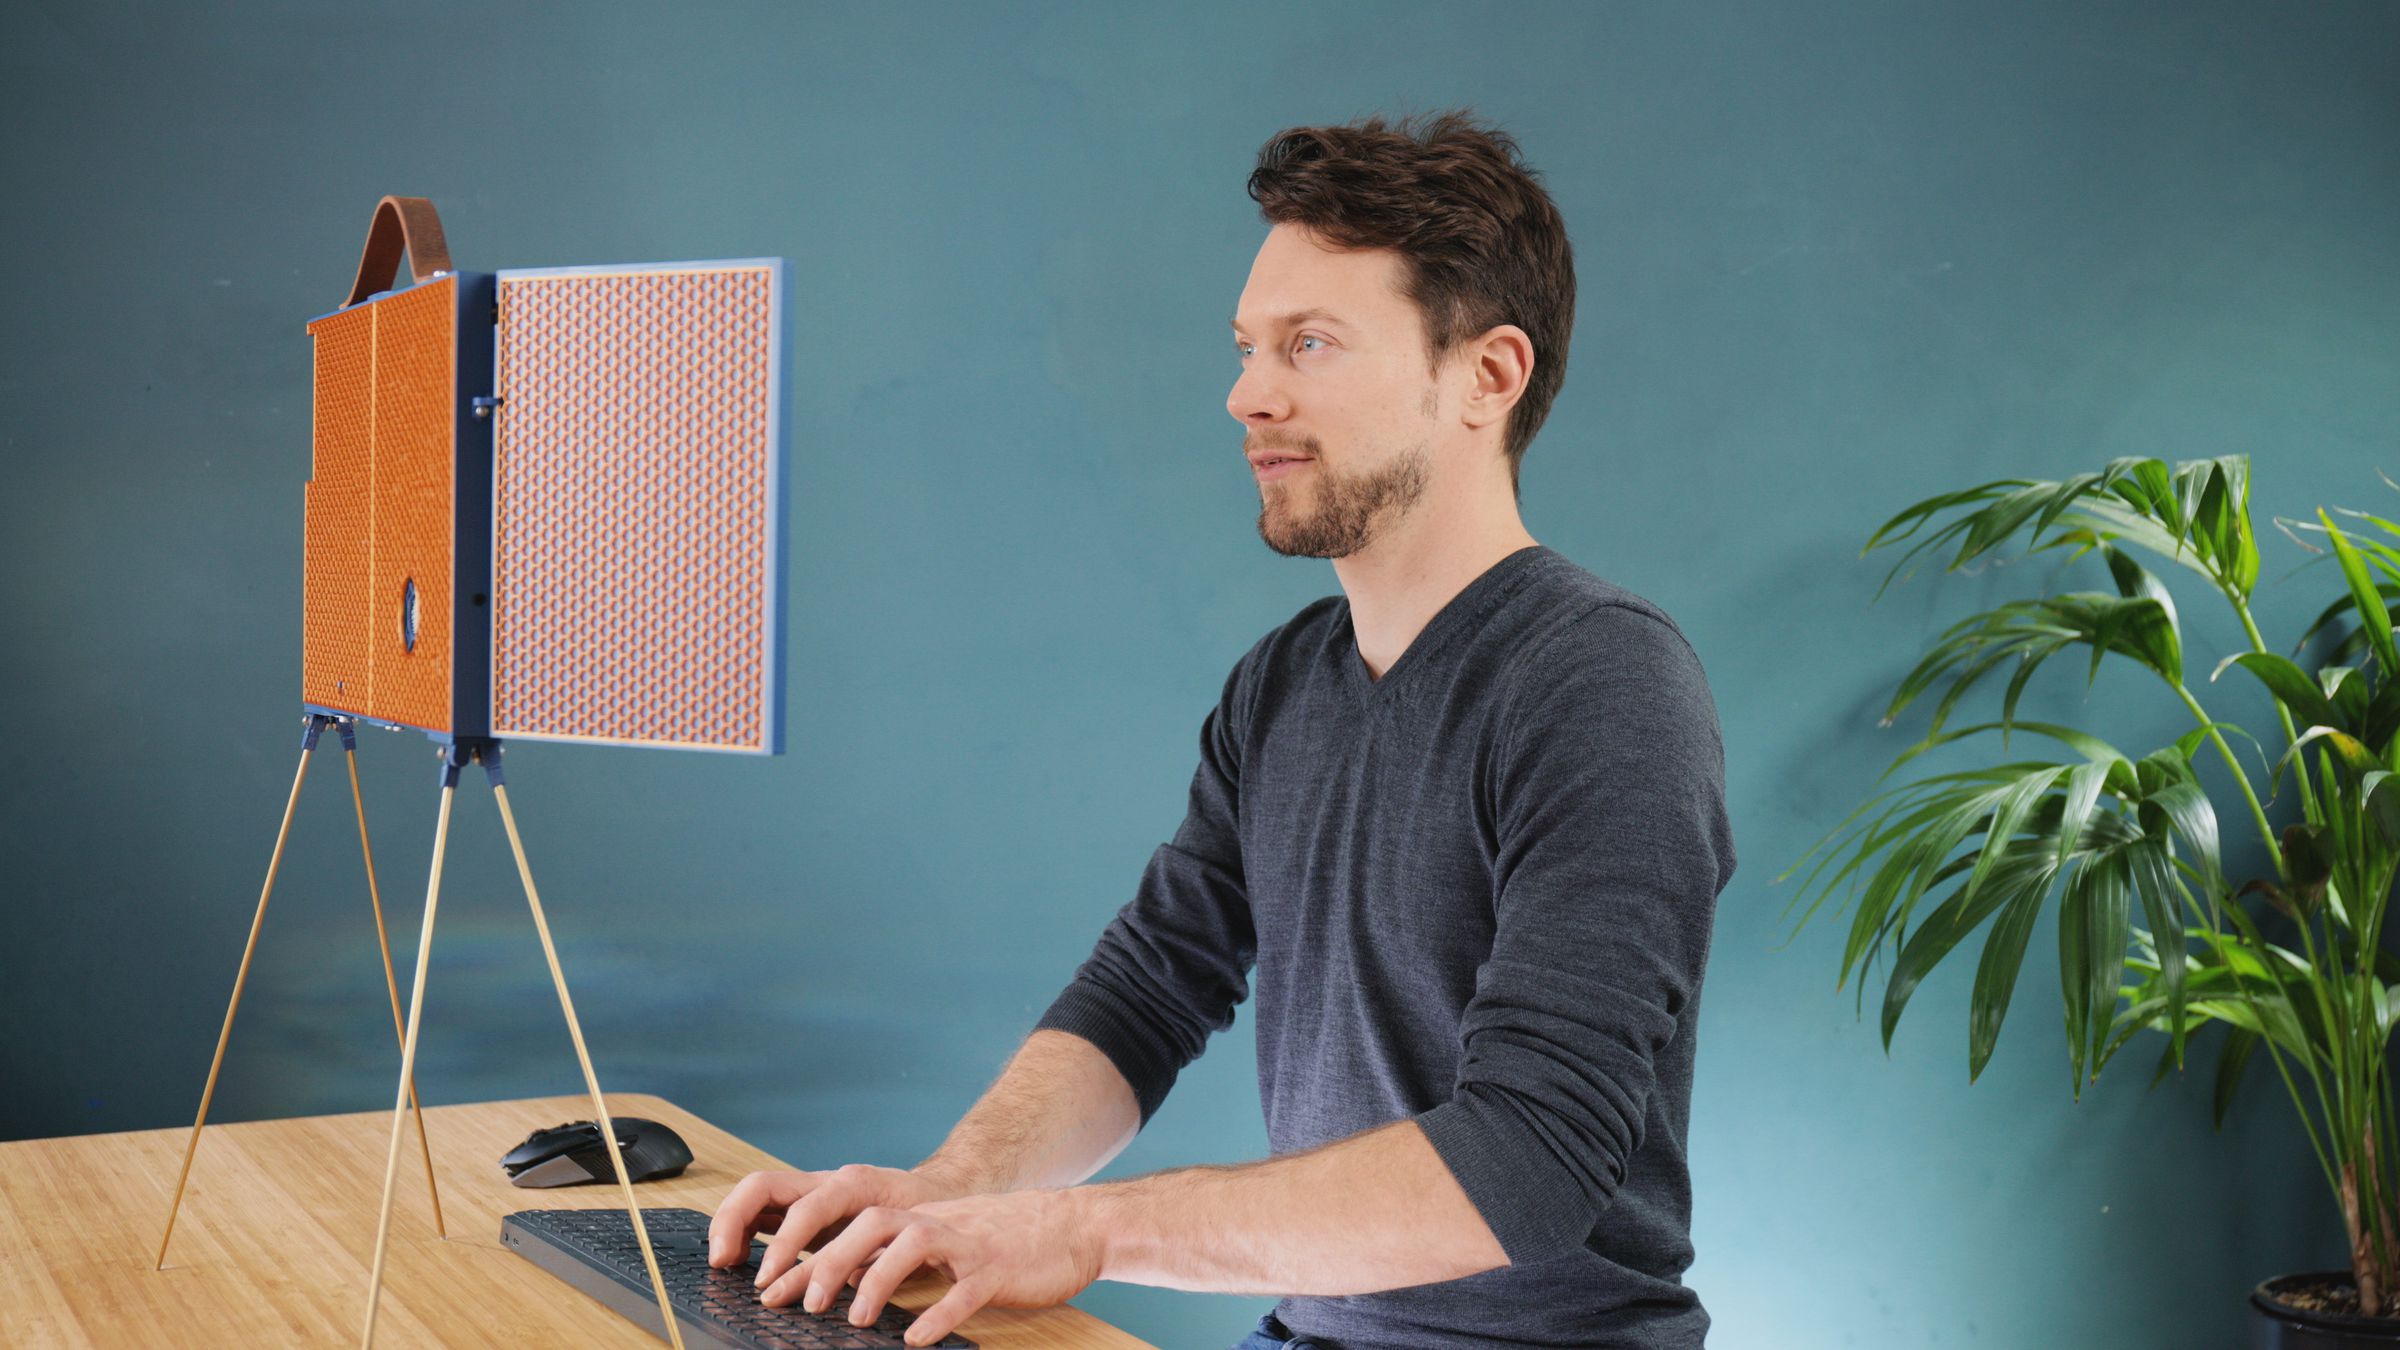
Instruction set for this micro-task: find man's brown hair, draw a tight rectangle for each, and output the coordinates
[1246,109,1576,493]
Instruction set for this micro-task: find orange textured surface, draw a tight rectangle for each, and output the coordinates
[302,303,374,711]
[300,276,456,733]
[366,279,456,733]
[491,265,776,751]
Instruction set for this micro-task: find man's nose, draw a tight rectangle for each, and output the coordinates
[1226,363,1290,425]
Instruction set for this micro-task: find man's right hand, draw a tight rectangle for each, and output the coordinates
[709,1163,974,1290]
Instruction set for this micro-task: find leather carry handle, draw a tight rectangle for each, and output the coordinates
[342,195,454,307]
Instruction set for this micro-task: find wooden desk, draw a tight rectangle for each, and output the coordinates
[0,1094,1159,1349]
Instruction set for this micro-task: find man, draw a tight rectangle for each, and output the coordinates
[710,110,1736,1350]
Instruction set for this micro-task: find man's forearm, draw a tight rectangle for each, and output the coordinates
[1078,1118,1510,1296]
[916,1029,1142,1195]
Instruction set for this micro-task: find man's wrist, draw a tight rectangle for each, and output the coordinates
[910,1154,995,1200]
[1069,1180,1134,1282]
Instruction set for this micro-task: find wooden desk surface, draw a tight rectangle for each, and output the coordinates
[0,1094,1160,1349]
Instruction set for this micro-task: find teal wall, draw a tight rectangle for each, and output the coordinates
[4,3,2396,1346]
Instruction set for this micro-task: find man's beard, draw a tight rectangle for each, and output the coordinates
[1256,440,1432,559]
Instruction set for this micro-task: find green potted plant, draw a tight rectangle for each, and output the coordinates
[1780,456,2400,1346]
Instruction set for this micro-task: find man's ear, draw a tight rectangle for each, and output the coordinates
[1457,325,1534,433]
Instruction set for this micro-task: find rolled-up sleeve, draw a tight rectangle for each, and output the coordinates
[1036,647,1261,1125]
[1415,603,1735,1263]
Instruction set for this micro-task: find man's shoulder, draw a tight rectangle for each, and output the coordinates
[1487,559,1728,806]
[1196,594,1346,730]
[1230,592,1348,678]
[1500,551,1709,686]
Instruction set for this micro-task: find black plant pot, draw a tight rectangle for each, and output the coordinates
[2254,1273,2400,1348]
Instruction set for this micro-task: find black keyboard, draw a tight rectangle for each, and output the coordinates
[501,1207,975,1349]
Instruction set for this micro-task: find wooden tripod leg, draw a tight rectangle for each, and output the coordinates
[155,736,316,1271]
[359,780,455,1350]
[492,781,689,1350]
[345,739,445,1239]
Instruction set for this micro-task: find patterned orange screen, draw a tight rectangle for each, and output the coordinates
[490,263,779,752]
[366,280,456,733]
[301,277,457,733]
[303,303,374,711]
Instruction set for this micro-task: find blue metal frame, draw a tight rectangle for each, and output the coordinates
[766,257,790,756]
[449,271,498,742]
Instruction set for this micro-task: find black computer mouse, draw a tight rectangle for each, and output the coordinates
[500,1117,694,1188]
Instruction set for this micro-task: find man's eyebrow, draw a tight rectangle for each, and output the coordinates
[1230,308,1349,333]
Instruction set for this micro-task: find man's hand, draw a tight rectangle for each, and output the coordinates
[759,1189,1103,1347]
[709,1163,972,1287]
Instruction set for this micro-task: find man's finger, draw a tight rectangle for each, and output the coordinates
[903,1276,990,1348]
[845,1226,935,1326]
[758,1179,873,1289]
[774,1206,910,1312]
[706,1172,767,1264]
[710,1172,803,1267]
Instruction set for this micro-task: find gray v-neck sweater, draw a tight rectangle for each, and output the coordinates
[1037,545,1735,1349]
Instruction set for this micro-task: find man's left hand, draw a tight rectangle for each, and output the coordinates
[759,1187,1104,1347]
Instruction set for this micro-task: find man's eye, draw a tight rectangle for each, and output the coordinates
[1233,335,1325,358]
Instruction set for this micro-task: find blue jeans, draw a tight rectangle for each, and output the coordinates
[1231,1313,1328,1349]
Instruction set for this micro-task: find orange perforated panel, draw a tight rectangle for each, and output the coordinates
[491,263,778,752]
[300,276,456,734]
[302,303,374,712]
[367,279,456,734]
